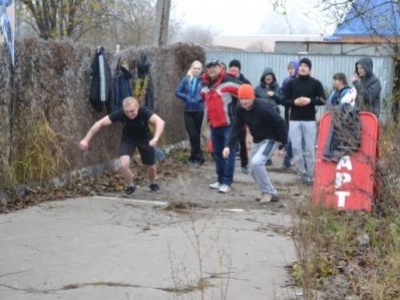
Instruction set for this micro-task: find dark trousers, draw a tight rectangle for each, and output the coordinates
[237,125,249,167]
[184,110,204,162]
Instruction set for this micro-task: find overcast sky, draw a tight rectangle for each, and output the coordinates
[172,0,340,36]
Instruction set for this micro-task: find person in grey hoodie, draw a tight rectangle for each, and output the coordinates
[254,67,284,113]
[352,57,382,118]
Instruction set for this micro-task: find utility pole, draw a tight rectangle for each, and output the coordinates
[152,0,171,47]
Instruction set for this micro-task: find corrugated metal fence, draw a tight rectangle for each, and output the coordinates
[205,51,394,121]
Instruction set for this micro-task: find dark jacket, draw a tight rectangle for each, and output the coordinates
[284,75,326,121]
[201,70,241,128]
[114,57,133,111]
[227,98,287,147]
[89,47,114,113]
[175,75,204,111]
[353,57,381,118]
[254,68,284,110]
[323,104,361,162]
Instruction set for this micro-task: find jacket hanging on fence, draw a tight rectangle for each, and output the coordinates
[89,46,114,113]
[114,57,133,110]
[323,103,361,162]
[133,51,154,109]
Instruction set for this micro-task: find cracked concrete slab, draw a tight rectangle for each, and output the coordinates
[0,195,297,300]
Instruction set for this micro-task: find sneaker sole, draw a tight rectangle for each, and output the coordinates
[122,194,135,198]
[218,190,231,194]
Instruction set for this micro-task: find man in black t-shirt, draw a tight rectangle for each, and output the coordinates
[79,97,165,196]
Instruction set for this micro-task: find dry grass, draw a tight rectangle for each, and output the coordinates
[11,114,69,185]
[291,125,400,299]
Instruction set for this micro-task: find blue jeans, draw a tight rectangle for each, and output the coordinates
[210,126,236,186]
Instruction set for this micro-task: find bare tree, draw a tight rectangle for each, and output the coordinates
[178,25,215,44]
[20,0,87,40]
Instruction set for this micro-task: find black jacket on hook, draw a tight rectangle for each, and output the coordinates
[114,57,133,110]
[89,46,114,113]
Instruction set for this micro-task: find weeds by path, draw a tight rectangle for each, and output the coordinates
[290,127,400,299]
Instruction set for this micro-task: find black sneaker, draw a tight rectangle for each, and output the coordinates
[123,185,136,197]
[149,183,161,193]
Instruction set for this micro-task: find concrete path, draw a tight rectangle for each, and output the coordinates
[0,193,299,299]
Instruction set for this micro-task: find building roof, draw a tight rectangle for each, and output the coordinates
[326,0,400,40]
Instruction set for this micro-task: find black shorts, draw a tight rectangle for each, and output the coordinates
[119,139,155,166]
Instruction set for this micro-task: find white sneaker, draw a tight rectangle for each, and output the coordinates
[259,193,272,204]
[218,184,231,193]
[209,182,222,189]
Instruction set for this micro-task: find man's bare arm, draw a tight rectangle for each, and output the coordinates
[79,116,112,150]
[148,114,165,146]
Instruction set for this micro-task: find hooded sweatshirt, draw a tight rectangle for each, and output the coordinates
[254,68,284,110]
[353,57,382,118]
[281,61,299,93]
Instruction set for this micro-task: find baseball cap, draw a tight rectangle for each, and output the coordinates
[205,59,222,68]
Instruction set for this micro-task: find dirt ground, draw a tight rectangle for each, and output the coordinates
[118,150,307,213]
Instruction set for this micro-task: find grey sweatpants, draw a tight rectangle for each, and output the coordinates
[250,139,278,195]
[289,121,317,179]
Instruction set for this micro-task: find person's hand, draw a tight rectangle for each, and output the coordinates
[294,97,305,106]
[352,73,359,83]
[222,147,230,159]
[267,91,274,97]
[79,139,89,150]
[301,97,311,105]
[149,138,158,147]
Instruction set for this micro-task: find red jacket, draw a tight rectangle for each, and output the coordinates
[201,70,241,128]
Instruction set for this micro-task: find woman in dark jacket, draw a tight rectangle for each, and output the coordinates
[175,60,205,165]
[254,67,284,113]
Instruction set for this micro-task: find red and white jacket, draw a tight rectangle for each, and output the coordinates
[201,70,241,128]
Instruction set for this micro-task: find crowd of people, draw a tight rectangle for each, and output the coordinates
[79,56,382,203]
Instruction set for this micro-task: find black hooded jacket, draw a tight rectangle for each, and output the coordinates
[254,68,284,109]
[89,47,114,113]
[353,57,382,118]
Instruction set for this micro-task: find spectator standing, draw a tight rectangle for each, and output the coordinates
[175,60,205,165]
[352,57,382,118]
[201,59,241,194]
[326,73,351,111]
[284,58,326,185]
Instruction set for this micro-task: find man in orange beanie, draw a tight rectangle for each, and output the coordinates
[223,84,287,203]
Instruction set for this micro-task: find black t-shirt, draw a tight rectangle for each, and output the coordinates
[108,107,153,141]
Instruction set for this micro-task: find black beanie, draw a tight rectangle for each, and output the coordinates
[229,59,241,70]
[299,58,312,70]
